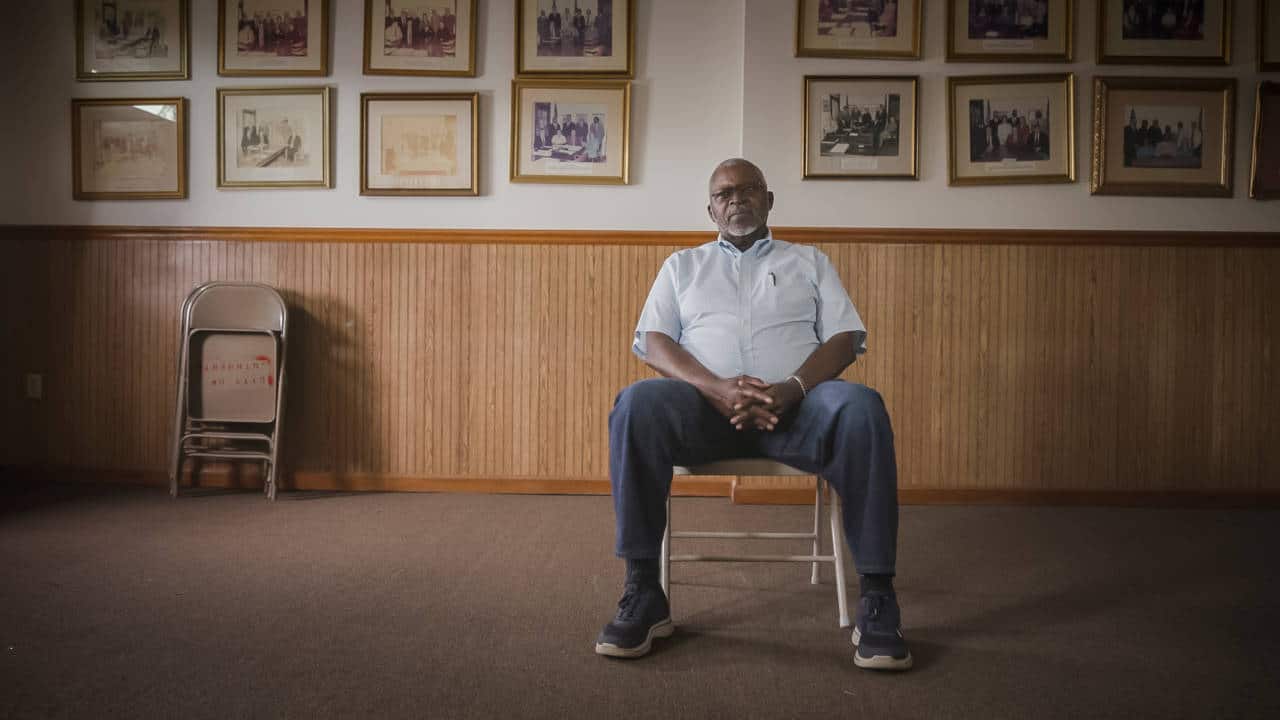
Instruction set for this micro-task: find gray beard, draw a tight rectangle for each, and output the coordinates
[724,218,763,238]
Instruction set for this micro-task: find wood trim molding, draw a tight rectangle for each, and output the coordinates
[7,467,1278,508]
[5,224,1278,248]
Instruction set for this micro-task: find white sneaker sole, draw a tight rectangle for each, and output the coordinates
[851,626,914,671]
[594,618,675,659]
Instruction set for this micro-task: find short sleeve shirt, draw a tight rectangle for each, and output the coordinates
[633,233,867,384]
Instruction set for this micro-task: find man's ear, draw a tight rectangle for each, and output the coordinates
[766,191,775,211]
[707,204,716,223]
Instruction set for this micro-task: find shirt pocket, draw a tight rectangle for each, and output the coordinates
[761,275,817,326]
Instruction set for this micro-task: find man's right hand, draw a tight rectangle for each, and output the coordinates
[705,376,778,431]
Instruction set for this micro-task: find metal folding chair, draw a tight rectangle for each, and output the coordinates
[169,282,289,500]
[662,459,851,628]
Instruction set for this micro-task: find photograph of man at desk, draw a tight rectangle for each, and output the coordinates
[237,108,307,169]
[819,92,901,158]
[531,101,607,166]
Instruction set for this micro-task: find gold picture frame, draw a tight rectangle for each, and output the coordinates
[1262,0,1280,72]
[795,0,923,59]
[360,92,480,196]
[1097,0,1230,65]
[218,0,331,77]
[363,0,477,77]
[75,0,190,81]
[946,0,1073,62]
[72,97,188,200]
[1249,81,1280,199]
[1090,76,1235,197]
[510,79,630,185]
[803,75,919,180]
[947,73,1076,186]
[515,0,634,77]
[217,86,333,189]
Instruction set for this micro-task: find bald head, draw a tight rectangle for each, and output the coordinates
[708,158,767,195]
[707,158,774,246]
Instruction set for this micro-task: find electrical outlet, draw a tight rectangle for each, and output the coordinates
[24,373,42,400]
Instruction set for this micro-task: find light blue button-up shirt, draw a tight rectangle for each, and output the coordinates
[632,233,867,384]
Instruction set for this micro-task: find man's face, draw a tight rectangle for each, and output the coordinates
[707,163,774,239]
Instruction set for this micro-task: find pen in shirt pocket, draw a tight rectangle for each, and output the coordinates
[768,272,776,286]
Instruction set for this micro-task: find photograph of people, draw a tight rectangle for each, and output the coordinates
[531,101,607,164]
[819,93,902,157]
[94,0,170,58]
[382,0,459,58]
[968,0,1049,40]
[967,97,1051,162]
[1121,105,1203,169]
[816,0,900,39]
[235,0,310,57]
[236,107,308,168]
[535,0,614,57]
[1120,0,1204,40]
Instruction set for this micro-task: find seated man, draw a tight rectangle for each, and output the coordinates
[594,158,912,671]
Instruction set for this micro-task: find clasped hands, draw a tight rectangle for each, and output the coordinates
[710,375,804,432]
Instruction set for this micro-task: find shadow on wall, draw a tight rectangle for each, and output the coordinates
[281,294,383,491]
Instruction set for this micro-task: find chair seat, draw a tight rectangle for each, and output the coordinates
[673,459,810,476]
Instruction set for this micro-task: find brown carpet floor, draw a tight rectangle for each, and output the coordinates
[1,481,1278,720]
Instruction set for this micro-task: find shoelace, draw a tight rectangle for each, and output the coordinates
[865,595,882,623]
[616,584,650,622]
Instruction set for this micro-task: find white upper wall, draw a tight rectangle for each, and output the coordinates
[0,0,1275,231]
[745,0,1278,232]
[0,0,745,230]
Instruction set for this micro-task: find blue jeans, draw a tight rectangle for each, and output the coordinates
[608,378,899,575]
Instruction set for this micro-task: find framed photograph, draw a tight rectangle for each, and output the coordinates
[363,0,477,76]
[1097,0,1230,65]
[515,0,634,77]
[218,0,330,76]
[1090,76,1235,197]
[947,73,1075,186]
[72,97,187,200]
[795,0,922,59]
[1249,82,1280,199]
[75,0,189,81]
[803,75,918,180]
[1262,0,1280,72]
[217,86,332,189]
[510,79,630,184]
[947,0,1073,62]
[361,93,479,196]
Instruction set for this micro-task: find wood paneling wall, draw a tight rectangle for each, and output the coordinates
[2,226,1278,500]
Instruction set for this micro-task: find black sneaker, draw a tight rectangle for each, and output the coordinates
[851,591,913,671]
[594,582,674,658]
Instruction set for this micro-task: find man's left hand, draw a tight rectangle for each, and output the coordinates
[762,378,804,421]
[729,377,806,432]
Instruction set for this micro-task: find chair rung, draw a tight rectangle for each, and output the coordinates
[183,450,271,461]
[182,431,273,442]
[670,554,835,563]
[672,531,815,540]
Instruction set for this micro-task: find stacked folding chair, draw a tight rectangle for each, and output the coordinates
[169,282,289,500]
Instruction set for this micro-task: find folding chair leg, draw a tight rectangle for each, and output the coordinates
[811,482,823,584]
[829,488,851,628]
[169,337,192,499]
[660,494,671,600]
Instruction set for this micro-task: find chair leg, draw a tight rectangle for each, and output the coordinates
[829,485,851,628]
[811,481,823,584]
[660,494,671,601]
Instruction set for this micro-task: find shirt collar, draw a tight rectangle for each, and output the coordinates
[716,231,773,258]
